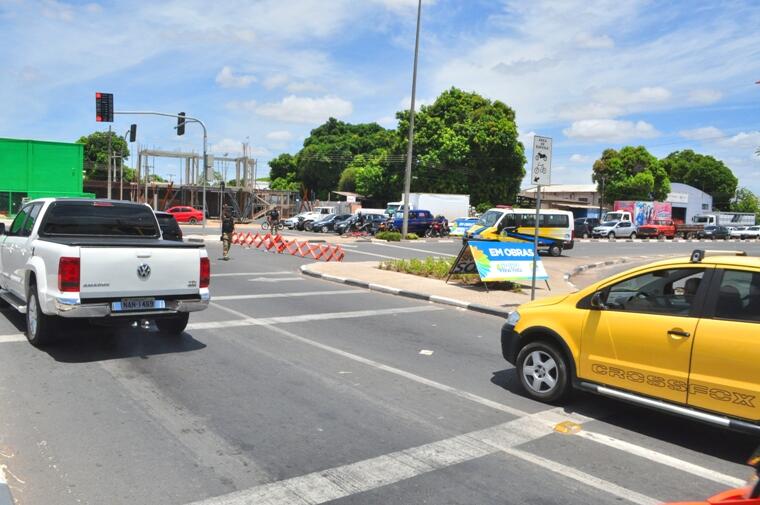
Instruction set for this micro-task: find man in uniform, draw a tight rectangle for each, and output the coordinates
[221,206,235,260]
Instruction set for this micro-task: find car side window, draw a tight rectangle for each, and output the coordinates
[603,268,705,316]
[20,204,42,237]
[8,206,30,236]
[714,270,760,323]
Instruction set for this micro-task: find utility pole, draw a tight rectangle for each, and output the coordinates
[107,125,112,199]
[401,0,422,238]
[530,185,541,301]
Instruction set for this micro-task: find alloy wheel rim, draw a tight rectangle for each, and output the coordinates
[522,350,558,393]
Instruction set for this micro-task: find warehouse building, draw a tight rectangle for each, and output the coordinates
[0,138,91,216]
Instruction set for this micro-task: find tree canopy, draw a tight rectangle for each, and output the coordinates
[661,149,737,210]
[76,131,130,181]
[266,87,527,206]
[592,146,670,203]
[731,187,760,218]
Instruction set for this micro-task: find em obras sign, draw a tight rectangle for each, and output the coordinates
[450,241,548,282]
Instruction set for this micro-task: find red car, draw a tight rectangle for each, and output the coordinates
[636,219,677,239]
[165,206,204,224]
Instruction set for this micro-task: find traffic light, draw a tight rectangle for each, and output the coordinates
[95,92,113,122]
[177,112,185,136]
[129,124,137,142]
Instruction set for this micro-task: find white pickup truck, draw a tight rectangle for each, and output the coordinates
[0,198,210,347]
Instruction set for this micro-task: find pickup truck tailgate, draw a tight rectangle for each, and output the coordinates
[79,247,201,299]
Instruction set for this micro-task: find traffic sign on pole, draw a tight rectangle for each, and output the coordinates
[531,135,552,185]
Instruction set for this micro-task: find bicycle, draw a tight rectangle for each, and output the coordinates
[261,219,284,232]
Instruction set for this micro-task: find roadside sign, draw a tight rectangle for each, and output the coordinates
[531,136,552,185]
[447,241,548,283]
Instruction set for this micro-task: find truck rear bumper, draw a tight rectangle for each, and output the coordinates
[53,291,210,318]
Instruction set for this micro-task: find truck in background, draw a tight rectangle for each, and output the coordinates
[692,212,756,227]
[386,193,470,222]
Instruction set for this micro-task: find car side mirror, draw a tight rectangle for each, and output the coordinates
[0,223,4,235]
[590,292,606,310]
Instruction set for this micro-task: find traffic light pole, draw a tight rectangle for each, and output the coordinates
[113,110,208,235]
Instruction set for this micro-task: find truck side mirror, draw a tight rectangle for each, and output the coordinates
[590,292,606,310]
[0,223,5,235]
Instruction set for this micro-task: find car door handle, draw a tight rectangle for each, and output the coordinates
[667,329,691,338]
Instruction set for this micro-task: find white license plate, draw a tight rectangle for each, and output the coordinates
[112,298,166,311]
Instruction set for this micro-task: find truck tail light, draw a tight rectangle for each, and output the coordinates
[58,257,80,292]
[200,257,210,288]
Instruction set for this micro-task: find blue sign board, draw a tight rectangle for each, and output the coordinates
[467,241,548,282]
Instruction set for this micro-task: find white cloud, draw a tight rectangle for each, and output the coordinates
[518,131,536,145]
[255,95,353,124]
[215,66,256,88]
[556,87,672,121]
[376,116,397,128]
[370,0,436,13]
[570,154,592,163]
[225,100,258,112]
[688,89,723,104]
[263,73,289,89]
[719,131,760,149]
[679,126,724,141]
[575,32,614,49]
[265,130,293,142]
[211,138,270,157]
[286,80,324,93]
[563,119,659,142]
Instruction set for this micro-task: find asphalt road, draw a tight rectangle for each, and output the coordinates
[0,241,757,505]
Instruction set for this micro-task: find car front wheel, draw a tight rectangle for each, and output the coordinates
[607,231,615,239]
[516,341,570,403]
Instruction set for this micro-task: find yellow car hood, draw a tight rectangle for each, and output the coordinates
[519,294,570,309]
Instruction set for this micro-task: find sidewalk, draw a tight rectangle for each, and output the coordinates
[301,256,617,317]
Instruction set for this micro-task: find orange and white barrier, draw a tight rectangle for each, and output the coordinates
[230,232,344,262]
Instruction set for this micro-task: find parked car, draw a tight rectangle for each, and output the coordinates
[335,213,387,234]
[165,206,204,224]
[312,214,351,233]
[697,225,730,240]
[592,220,636,239]
[390,210,436,235]
[730,227,747,239]
[741,226,760,239]
[636,219,676,239]
[283,213,306,229]
[573,217,600,239]
[155,211,183,241]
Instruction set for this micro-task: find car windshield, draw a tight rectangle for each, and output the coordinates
[476,210,503,227]
[705,226,716,231]
[601,221,617,227]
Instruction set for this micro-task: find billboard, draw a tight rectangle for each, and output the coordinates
[613,201,672,227]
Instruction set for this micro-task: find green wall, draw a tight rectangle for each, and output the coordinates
[0,138,90,215]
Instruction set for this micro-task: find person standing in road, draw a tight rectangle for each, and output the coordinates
[267,207,280,234]
[221,206,235,260]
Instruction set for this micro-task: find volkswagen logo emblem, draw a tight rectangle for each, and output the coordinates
[137,263,151,280]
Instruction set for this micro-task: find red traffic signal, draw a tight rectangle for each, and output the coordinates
[95,92,113,122]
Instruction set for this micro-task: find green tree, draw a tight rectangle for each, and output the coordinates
[661,149,737,210]
[76,131,130,180]
[337,166,358,192]
[268,153,297,181]
[731,187,760,218]
[395,87,526,206]
[592,146,670,203]
[270,172,301,191]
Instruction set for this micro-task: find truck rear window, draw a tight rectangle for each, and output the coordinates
[39,202,160,237]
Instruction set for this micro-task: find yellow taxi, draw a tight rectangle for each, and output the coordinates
[501,249,760,435]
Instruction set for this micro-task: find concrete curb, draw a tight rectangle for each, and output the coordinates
[0,466,13,505]
[300,265,513,318]
[562,257,633,290]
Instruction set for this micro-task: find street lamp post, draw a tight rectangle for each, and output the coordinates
[401,0,422,238]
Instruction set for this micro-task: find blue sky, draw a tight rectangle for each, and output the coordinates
[1,0,759,192]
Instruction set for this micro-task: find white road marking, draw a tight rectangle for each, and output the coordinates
[187,409,657,505]
[370,242,458,257]
[576,430,746,487]
[212,271,293,277]
[246,277,302,282]
[344,249,399,259]
[100,360,271,488]
[502,447,659,505]
[0,333,25,343]
[189,305,442,331]
[213,289,367,301]
[339,244,358,248]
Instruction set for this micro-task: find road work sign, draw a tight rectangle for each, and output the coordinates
[448,241,548,283]
[531,136,552,185]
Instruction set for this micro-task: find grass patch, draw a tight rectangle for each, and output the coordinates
[378,256,521,291]
[406,233,419,240]
[374,231,402,241]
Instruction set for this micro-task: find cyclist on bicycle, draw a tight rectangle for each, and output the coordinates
[266,207,280,233]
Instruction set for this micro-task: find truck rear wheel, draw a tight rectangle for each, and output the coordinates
[156,313,189,335]
[26,285,56,347]
[548,244,562,257]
